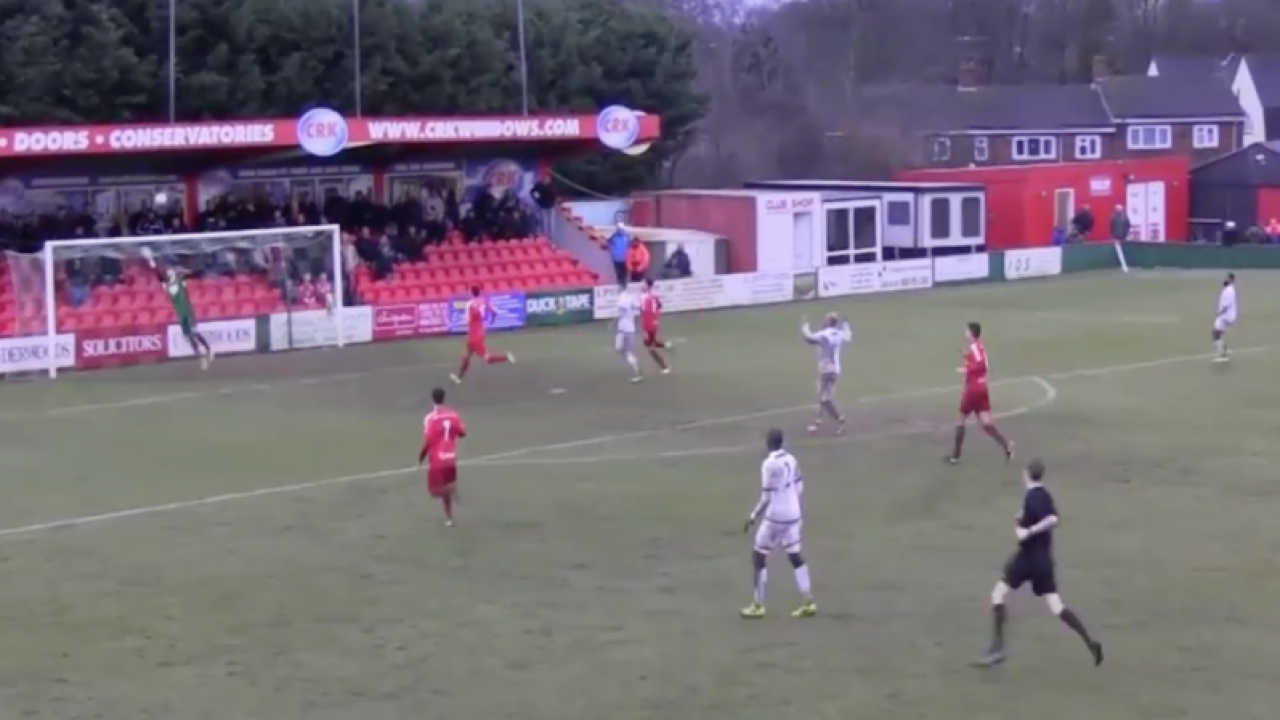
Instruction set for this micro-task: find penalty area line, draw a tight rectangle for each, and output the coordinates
[0,344,1252,539]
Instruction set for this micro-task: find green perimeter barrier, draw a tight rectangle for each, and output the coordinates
[951,243,1280,285]
[525,287,594,327]
[1119,242,1280,270]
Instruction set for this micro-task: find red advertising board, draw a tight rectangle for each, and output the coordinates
[0,112,664,158]
[372,302,449,341]
[77,325,168,370]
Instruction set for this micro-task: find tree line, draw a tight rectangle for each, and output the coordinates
[5,0,1280,193]
[0,0,706,195]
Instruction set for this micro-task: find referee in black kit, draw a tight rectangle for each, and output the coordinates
[975,459,1104,667]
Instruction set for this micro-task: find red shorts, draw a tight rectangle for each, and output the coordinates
[466,337,487,356]
[427,465,458,497]
[643,327,660,347]
[960,387,991,416]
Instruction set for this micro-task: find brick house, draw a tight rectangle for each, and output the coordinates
[851,57,1245,169]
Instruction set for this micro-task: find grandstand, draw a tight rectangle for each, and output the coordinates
[354,233,598,304]
[0,220,600,336]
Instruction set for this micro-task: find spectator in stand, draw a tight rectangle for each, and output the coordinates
[459,206,482,243]
[297,192,322,225]
[1109,206,1131,242]
[609,224,630,286]
[392,224,425,261]
[296,272,319,308]
[662,244,692,279]
[0,211,18,251]
[214,249,239,277]
[66,259,90,307]
[352,226,391,280]
[315,271,334,310]
[625,237,651,284]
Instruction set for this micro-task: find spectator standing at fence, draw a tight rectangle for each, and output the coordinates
[626,237,650,284]
[1070,205,1094,241]
[1110,206,1131,241]
[1265,217,1280,243]
[609,224,630,285]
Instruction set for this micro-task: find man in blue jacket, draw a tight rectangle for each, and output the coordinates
[608,224,630,286]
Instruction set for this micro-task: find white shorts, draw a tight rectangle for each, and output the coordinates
[754,519,803,554]
[818,372,838,402]
[1214,315,1236,332]
[615,331,634,352]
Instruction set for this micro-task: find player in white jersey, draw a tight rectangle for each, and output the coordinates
[1212,273,1237,363]
[802,313,852,434]
[614,288,643,382]
[742,428,816,618]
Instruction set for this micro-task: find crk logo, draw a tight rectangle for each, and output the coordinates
[596,105,639,150]
[296,107,349,157]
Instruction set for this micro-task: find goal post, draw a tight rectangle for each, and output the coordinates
[8,224,346,379]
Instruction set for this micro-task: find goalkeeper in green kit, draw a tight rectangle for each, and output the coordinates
[141,247,214,369]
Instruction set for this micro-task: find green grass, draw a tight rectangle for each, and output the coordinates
[0,270,1275,720]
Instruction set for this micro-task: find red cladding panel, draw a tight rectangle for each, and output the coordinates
[899,157,1190,247]
[629,195,656,226]
[652,192,757,272]
[1258,188,1280,226]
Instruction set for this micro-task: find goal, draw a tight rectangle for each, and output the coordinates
[5,225,347,378]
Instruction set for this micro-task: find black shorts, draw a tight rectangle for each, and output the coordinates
[1003,549,1057,596]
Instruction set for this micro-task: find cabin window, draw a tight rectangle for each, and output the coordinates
[929,198,951,239]
[825,208,851,254]
[886,201,912,226]
[960,197,982,238]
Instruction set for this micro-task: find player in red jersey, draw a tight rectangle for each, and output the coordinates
[419,387,467,526]
[450,285,514,384]
[640,279,671,374]
[948,322,1013,465]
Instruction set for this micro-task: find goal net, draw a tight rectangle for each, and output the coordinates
[4,224,347,379]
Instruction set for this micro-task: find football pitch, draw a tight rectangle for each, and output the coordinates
[1,270,1278,720]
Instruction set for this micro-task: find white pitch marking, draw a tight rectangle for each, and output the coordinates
[472,377,1057,467]
[0,376,1056,538]
[0,339,1225,538]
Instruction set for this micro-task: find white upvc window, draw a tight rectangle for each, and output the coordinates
[1074,135,1102,160]
[932,137,951,161]
[1192,124,1220,149]
[1011,136,1057,161]
[1126,125,1172,150]
[973,136,989,161]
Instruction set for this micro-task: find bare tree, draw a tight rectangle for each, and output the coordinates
[659,0,1280,187]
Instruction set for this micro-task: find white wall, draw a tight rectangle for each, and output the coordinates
[753,192,822,272]
[1233,58,1266,146]
[563,199,629,226]
[549,211,616,280]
